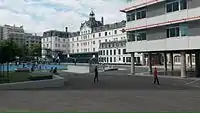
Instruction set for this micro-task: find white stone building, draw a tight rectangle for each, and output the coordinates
[41,30,70,59]
[68,11,144,64]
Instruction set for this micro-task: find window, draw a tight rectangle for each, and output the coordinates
[110,50,112,55]
[105,39,107,42]
[114,57,116,62]
[134,32,146,41]
[114,49,116,55]
[118,49,121,55]
[63,39,65,42]
[106,50,109,55]
[166,27,180,38]
[103,50,105,55]
[105,32,107,36]
[166,1,179,13]
[127,12,135,21]
[166,0,186,13]
[174,56,181,62]
[123,57,125,62]
[93,34,95,38]
[180,23,188,36]
[109,32,111,35]
[136,10,146,19]
[93,48,95,52]
[114,30,117,34]
[123,49,126,54]
[93,41,95,44]
[110,57,112,63]
[99,40,101,43]
[180,0,187,10]
[99,33,101,37]
[126,57,131,62]
[107,57,109,62]
[119,57,121,61]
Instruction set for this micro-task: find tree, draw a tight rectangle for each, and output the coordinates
[0,40,21,82]
[30,44,41,57]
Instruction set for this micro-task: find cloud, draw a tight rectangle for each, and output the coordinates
[0,0,127,35]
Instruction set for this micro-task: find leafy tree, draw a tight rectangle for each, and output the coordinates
[30,44,41,57]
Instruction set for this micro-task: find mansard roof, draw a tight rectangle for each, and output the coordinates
[92,20,126,33]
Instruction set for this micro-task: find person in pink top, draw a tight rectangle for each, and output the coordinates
[153,67,160,85]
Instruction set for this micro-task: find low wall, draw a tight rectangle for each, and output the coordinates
[0,75,65,90]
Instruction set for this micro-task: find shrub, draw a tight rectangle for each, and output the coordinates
[28,75,53,81]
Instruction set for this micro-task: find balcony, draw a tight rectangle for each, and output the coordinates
[126,36,200,52]
[126,7,200,31]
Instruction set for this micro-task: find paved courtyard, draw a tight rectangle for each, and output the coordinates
[0,66,200,112]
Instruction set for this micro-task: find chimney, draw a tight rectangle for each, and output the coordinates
[65,27,68,32]
[101,17,104,25]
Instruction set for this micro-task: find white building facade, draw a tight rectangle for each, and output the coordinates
[121,0,200,77]
[41,30,70,59]
[68,11,144,64]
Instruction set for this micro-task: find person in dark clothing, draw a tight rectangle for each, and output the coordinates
[50,67,54,73]
[53,67,58,74]
[153,67,160,85]
[94,66,99,83]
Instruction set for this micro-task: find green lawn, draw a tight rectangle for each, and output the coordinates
[8,72,31,83]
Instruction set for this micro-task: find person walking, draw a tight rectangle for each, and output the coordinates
[153,67,160,85]
[94,66,99,83]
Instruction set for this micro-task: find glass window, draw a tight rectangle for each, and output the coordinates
[105,32,107,36]
[123,57,125,62]
[99,33,101,37]
[123,49,126,54]
[173,1,179,12]
[110,50,112,55]
[180,23,188,36]
[141,10,146,18]
[180,0,187,10]
[127,13,131,21]
[136,11,141,19]
[114,57,116,62]
[106,50,109,55]
[110,57,112,63]
[131,13,135,21]
[114,30,117,34]
[118,49,121,55]
[136,32,146,41]
[167,27,180,38]
[166,3,173,13]
[114,49,116,55]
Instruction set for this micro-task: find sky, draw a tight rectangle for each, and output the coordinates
[0,0,129,35]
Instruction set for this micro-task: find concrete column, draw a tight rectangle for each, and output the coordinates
[195,52,200,77]
[131,52,135,75]
[189,53,193,71]
[180,52,186,78]
[164,52,168,73]
[170,53,174,72]
[148,53,153,74]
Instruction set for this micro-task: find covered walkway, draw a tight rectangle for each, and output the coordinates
[130,50,200,78]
